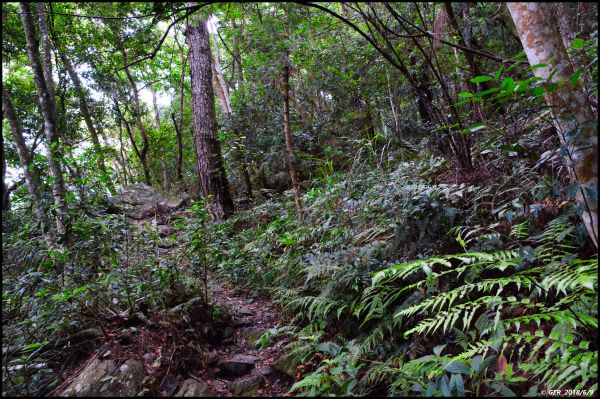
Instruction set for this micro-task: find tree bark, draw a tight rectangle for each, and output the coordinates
[185,6,234,220]
[508,2,598,248]
[2,87,54,248]
[21,2,68,238]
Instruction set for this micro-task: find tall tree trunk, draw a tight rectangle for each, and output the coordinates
[2,87,54,248]
[508,3,598,248]
[210,30,232,114]
[112,28,152,185]
[21,2,68,238]
[57,47,114,192]
[1,118,8,211]
[185,5,234,220]
[209,29,252,199]
[174,33,187,183]
[283,49,303,211]
[232,19,244,87]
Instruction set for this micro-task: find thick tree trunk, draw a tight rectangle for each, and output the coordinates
[2,87,54,248]
[21,2,68,238]
[185,7,234,220]
[508,3,598,248]
[283,50,303,211]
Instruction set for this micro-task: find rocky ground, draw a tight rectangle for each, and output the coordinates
[53,184,296,397]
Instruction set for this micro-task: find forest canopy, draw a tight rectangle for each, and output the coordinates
[2,2,598,397]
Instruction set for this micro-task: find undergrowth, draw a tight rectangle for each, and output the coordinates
[202,134,597,396]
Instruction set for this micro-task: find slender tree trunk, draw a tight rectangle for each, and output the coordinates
[386,71,399,134]
[185,5,234,220]
[171,113,184,182]
[21,2,68,238]
[152,88,161,130]
[161,158,170,191]
[114,100,151,185]
[1,120,8,211]
[208,28,252,199]
[2,87,54,248]
[174,33,187,183]
[117,119,130,186]
[283,49,303,211]
[57,47,115,192]
[508,2,598,248]
[210,30,232,114]
[112,29,152,185]
[232,19,244,87]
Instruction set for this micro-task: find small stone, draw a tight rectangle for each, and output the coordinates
[205,350,219,365]
[229,375,263,397]
[273,352,301,378]
[238,308,254,317]
[174,379,214,397]
[218,354,258,376]
[61,359,116,396]
[240,327,267,348]
[256,366,273,376]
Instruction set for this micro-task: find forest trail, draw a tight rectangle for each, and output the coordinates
[200,278,292,396]
[53,191,293,397]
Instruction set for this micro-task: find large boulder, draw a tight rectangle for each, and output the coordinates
[108,184,188,219]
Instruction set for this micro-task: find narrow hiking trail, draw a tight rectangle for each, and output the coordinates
[200,278,292,396]
[53,190,294,397]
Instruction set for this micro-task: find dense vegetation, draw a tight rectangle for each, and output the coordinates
[2,2,597,397]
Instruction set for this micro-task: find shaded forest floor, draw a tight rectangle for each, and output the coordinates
[47,206,294,397]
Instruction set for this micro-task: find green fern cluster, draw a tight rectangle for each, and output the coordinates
[359,216,597,394]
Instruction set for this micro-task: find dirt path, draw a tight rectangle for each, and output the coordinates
[196,278,293,396]
[53,204,294,397]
